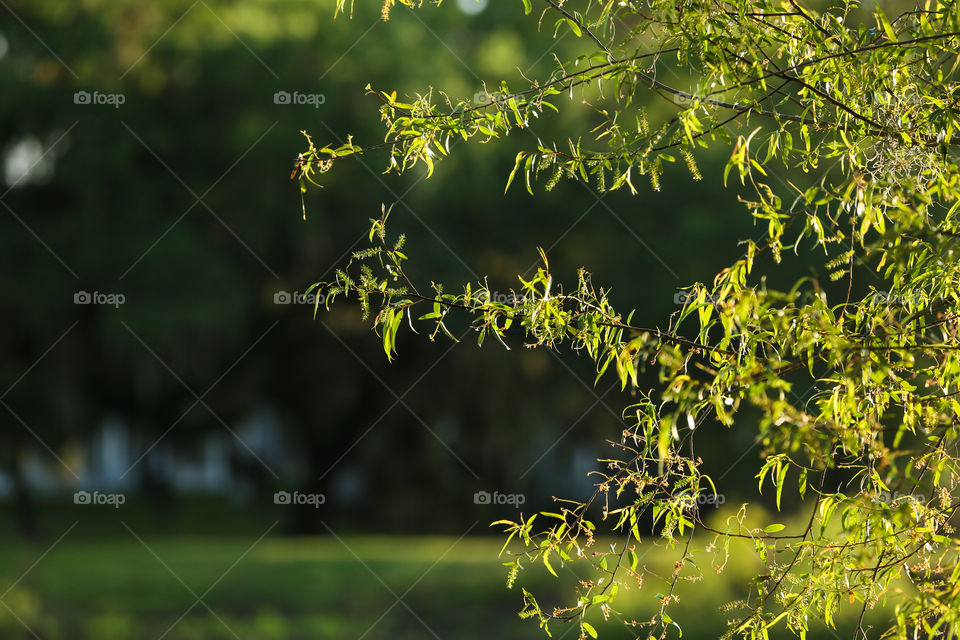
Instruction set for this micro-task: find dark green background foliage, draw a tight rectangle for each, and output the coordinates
[0,0,765,533]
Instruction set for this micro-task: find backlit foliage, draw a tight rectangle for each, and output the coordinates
[301,2,960,639]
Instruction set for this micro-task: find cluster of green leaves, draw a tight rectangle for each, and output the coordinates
[303,1,960,639]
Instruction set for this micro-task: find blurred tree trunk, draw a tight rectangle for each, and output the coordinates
[7,440,39,540]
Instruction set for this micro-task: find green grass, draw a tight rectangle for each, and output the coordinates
[0,531,890,639]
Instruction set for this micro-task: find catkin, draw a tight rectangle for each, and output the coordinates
[682,147,702,181]
[649,159,662,192]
